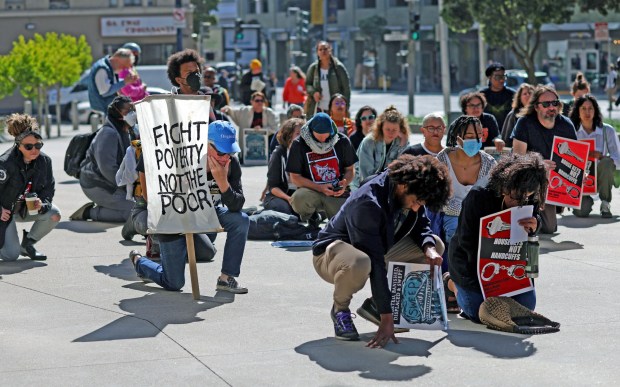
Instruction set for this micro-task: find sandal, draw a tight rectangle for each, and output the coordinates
[443,272,461,314]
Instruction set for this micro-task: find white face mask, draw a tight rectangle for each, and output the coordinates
[124,110,138,127]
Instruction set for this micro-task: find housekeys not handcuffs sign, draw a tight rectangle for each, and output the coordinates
[477,208,534,299]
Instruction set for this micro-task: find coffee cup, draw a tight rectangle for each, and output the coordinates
[25,196,38,215]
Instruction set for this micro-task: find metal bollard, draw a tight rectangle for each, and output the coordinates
[71,100,79,131]
[90,112,102,133]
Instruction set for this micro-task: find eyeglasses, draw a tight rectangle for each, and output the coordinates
[318,47,330,52]
[210,144,230,157]
[492,75,507,80]
[466,103,483,109]
[360,115,376,122]
[423,125,445,133]
[253,99,264,103]
[333,101,346,107]
[537,100,560,108]
[21,142,44,151]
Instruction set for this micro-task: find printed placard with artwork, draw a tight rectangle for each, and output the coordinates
[305,149,340,183]
[546,136,590,209]
[242,128,269,165]
[388,262,448,330]
[477,207,535,299]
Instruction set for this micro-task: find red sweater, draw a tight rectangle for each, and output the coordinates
[282,77,306,105]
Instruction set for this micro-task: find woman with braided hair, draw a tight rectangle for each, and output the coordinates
[437,115,496,312]
[448,153,546,322]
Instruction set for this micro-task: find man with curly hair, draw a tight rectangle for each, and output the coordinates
[312,154,452,347]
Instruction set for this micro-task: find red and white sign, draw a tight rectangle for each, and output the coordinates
[173,8,186,28]
[477,208,535,299]
[580,139,597,195]
[101,16,177,37]
[546,136,590,209]
[595,22,609,42]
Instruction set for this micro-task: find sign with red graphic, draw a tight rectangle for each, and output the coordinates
[580,138,597,195]
[306,150,341,183]
[546,136,590,209]
[477,208,534,299]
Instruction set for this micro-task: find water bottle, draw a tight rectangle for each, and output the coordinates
[525,235,539,278]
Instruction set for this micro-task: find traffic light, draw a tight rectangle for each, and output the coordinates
[203,22,211,40]
[410,12,420,41]
[234,18,244,42]
[297,10,310,40]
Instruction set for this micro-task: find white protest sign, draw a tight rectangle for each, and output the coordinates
[136,95,221,234]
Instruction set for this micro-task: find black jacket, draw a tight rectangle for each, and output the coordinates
[0,146,55,214]
[212,156,246,212]
[313,170,436,314]
[266,145,293,195]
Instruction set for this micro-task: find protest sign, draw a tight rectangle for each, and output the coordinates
[477,207,534,299]
[579,139,597,195]
[242,128,269,165]
[546,136,590,209]
[136,95,221,235]
[388,262,448,330]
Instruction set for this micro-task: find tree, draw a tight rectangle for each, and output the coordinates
[358,15,388,52]
[191,0,220,32]
[441,0,620,84]
[0,33,91,136]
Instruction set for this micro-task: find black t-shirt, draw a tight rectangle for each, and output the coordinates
[286,133,357,183]
[402,143,431,156]
[512,115,577,159]
[349,130,365,152]
[481,86,515,129]
[251,111,263,128]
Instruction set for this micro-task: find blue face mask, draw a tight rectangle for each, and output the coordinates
[462,139,482,157]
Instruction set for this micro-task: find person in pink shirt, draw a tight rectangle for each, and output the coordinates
[119,42,148,102]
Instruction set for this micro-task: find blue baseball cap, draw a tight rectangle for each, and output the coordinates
[308,112,336,135]
[208,120,241,154]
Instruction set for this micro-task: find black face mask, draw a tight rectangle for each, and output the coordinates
[185,72,202,92]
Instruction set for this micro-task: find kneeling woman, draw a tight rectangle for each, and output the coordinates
[0,114,61,261]
[448,153,546,322]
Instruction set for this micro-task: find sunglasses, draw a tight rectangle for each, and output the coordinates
[537,100,560,108]
[333,101,346,107]
[360,115,376,122]
[492,75,507,80]
[21,142,44,151]
[210,144,230,157]
[253,99,264,103]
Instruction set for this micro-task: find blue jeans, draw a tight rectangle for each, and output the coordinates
[455,284,536,323]
[135,206,249,290]
[443,214,459,246]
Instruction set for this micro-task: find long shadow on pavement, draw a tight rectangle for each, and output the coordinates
[557,213,619,229]
[295,336,442,381]
[446,329,535,359]
[55,220,119,234]
[73,282,231,342]
[0,260,47,276]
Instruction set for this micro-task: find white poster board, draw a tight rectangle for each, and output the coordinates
[136,95,221,234]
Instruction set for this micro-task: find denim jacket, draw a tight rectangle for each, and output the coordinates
[351,134,408,189]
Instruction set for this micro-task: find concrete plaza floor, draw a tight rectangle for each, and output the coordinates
[1,118,619,386]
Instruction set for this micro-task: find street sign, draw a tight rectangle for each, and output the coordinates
[594,22,609,42]
[173,7,185,28]
[384,31,408,42]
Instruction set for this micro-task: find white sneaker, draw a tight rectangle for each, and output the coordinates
[601,201,612,218]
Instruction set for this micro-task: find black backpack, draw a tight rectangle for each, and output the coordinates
[64,131,97,178]
[248,210,320,241]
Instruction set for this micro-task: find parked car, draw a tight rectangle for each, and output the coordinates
[76,87,169,124]
[459,69,554,97]
[49,65,171,120]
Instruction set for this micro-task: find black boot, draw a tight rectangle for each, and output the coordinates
[121,217,136,241]
[20,230,47,261]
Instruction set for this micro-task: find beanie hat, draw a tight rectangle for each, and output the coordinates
[485,62,505,77]
[250,59,262,70]
[308,112,336,135]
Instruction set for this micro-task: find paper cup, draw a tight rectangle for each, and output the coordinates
[25,197,38,215]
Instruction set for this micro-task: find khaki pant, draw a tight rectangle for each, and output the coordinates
[290,187,347,221]
[313,235,444,311]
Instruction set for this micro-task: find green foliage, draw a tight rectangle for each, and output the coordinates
[358,15,388,51]
[191,0,220,32]
[578,0,620,16]
[0,55,15,98]
[442,0,574,83]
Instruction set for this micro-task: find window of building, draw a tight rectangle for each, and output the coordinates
[6,0,25,10]
[390,0,408,6]
[335,0,345,9]
[109,0,118,6]
[124,0,142,6]
[50,0,70,9]
[357,0,376,8]
[422,0,438,5]
[278,0,311,13]
[248,0,269,14]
